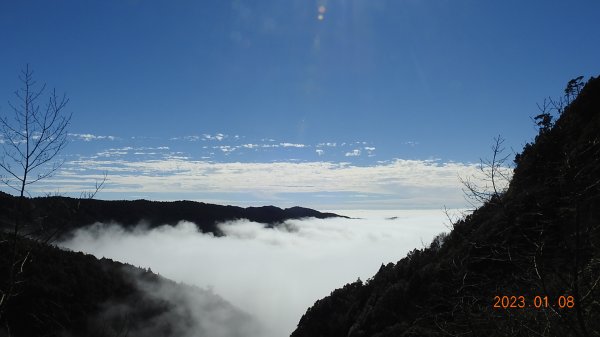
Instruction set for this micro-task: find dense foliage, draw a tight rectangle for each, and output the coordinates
[291,77,600,337]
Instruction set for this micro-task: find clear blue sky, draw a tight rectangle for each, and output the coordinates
[1,0,599,209]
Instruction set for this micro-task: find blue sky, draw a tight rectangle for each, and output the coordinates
[1,0,599,209]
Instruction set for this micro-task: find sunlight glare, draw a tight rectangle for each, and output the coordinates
[317,5,326,21]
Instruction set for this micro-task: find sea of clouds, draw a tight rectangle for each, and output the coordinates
[60,209,459,337]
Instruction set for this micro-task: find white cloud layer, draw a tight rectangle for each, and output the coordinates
[35,158,485,209]
[60,210,452,337]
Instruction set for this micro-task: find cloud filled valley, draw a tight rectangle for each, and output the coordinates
[59,210,452,337]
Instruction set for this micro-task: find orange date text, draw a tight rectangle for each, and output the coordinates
[492,295,574,309]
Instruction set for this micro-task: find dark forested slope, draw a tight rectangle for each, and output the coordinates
[0,231,264,337]
[291,77,600,337]
[0,194,343,238]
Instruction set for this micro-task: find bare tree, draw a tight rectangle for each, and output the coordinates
[0,64,72,200]
[0,65,71,324]
[459,135,513,207]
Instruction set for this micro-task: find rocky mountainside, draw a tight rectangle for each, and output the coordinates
[291,76,600,337]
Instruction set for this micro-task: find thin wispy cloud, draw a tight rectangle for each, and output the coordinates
[242,143,259,149]
[216,145,236,154]
[69,133,118,141]
[70,133,383,162]
[96,150,128,158]
[170,134,228,142]
[280,143,306,148]
[364,147,376,157]
[204,133,226,141]
[345,149,361,157]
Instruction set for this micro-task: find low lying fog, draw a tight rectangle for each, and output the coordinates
[60,209,455,337]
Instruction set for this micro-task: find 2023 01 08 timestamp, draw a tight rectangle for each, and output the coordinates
[493,295,575,309]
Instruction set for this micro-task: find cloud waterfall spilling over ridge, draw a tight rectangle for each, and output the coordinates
[60,210,452,337]
[88,268,265,337]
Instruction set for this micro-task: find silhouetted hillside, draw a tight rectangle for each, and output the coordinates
[0,232,262,337]
[0,194,343,239]
[291,77,600,337]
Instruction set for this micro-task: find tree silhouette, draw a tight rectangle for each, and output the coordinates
[0,65,71,324]
[0,65,71,199]
[459,135,512,207]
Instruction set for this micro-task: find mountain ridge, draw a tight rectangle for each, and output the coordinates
[0,192,345,239]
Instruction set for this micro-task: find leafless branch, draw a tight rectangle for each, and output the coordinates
[80,171,107,199]
[0,64,71,198]
[0,65,72,322]
[459,135,512,206]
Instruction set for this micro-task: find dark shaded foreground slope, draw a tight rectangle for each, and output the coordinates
[291,77,600,337]
[0,194,343,239]
[0,232,263,337]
